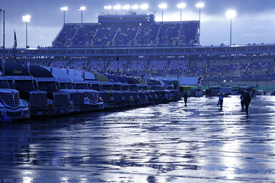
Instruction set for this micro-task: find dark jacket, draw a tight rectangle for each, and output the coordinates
[183,93,188,99]
[244,93,251,104]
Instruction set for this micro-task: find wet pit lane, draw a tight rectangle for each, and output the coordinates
[1,96,275,182]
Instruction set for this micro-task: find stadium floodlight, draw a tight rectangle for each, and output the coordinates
[78,6,86,23]
[78,6,86,11]
[140,4,148,14]
[196,3,204,45]
[177,3,186,21]
[104,5,112,15]
[22,15,31,48]
[22,15,31,23]
[196,2,204,8]
[158,4,167,23]
[140,4,149,10]
[226,10,236,19]
[60,7,68,11]
[122,5,130,10]
[159,4,167,9]
[226,10,236,46]
[113,5,121,14]
[60,7,68,24]
[122,5,130,14]
[104,6,112,10]
[177,3,186,9]
[113,5,121,10]
[131,5,139,10]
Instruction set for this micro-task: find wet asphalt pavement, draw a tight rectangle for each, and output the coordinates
[1,96,275,182]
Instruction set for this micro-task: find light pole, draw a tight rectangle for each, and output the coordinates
[60,7,68,24]
[226,10,236,46]
[196,3,204,45]
[78,6,86,23]
[140,4,149,14]
[104,6,112,15]
[158,4,167,23]
[22,15,31,48]
[196,3,204,22]
[177,3,186,21]
[2,9,5,76]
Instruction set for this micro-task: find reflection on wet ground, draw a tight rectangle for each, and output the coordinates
[1,96,275,182]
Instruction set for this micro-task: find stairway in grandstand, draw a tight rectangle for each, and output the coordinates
[219,58,232,80]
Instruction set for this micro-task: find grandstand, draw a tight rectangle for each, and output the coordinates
[2,12,275,89]
[52,14,199,48]
[206,57,229,79]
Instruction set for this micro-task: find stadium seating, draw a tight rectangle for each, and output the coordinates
[178,22,199,45]
[126,60,148,76]
[52,22,199,48]
[146,60,168,77]
[71,24,99,47]
[52,24,79,47]
[29,55,275,83]
[88,60,109,73]
[106,60,128,73]
[91,24,118,47]
[50,60,70,68]
[69,60,89,70]
[242,58,272,80]
[135,23,159,46]
[265,59,275,79]
[113,24,139,46]
[206,58,229,79]
[156,23,181,46]
[187,58,207,77]
[166,59,189,76]
[221,58,250,80]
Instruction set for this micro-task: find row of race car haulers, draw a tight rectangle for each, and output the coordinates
[0,62,182,122]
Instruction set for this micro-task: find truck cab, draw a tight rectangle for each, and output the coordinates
[28,65,73,115]
[161,80,181,101]
[102,73,127,108]
[145,78,167,104]
[81,71,112,108]
[89,72,123,109]
[2,63,49,116]
[135,77,151,105]
[114,75,137,107]
[0,76,30,120]
[120,76,142,106]
[44,67,101,112]
[66,69,104,110]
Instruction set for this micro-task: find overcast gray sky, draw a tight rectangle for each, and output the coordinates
[1,0,275,48]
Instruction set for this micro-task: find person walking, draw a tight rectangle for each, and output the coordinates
[219,93,224,110]
[240,93,245,109]
[244,92,251,115]
[183,92,188,106]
